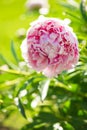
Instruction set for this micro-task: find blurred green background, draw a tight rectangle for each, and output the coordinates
[0,0,38,61]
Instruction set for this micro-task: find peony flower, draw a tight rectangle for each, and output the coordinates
[21,16,79,78]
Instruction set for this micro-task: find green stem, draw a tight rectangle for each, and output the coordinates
[0,67,29,76]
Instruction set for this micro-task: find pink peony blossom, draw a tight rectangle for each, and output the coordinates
[21,16,79,78]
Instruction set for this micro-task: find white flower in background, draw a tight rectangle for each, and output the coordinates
[25,0,49,15]
[53,123,63,130]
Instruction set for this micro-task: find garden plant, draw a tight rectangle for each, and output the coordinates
[0,0,87,130]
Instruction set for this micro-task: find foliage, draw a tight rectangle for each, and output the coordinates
[0,0,87,130]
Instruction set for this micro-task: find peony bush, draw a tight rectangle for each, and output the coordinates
[1,0,87,130]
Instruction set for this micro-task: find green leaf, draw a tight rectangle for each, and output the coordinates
[0,54,18,69]
[0,72,19,83]
[16,82,28,97]
[3,105,17,111]
[10,40,19,63]
[57,1,77,10]
[66,70,81,80]
[62,121,75,130]
[64,11,82,23]
[16,98,27,119]
[80,0,87,22]
[0,78,22,90]
[38,79,50,101]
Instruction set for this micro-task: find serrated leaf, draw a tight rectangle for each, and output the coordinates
[11,40,19,63]
[38,79,50,101]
